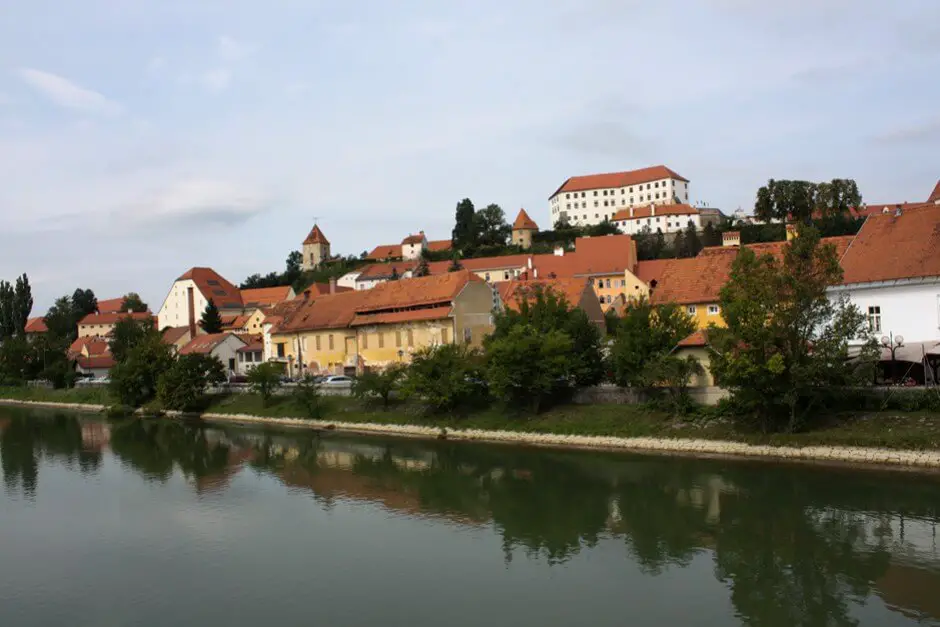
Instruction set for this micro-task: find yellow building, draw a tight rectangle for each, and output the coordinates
[77,312,153,338]
[270,270,495,376]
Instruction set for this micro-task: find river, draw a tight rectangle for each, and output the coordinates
[1,408,939,626]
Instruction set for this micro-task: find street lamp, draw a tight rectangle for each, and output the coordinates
[881,333,904,384]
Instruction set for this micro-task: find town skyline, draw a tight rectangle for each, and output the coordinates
[2,0,939,310]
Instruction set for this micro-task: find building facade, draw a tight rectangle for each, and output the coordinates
[549,165,689,228]
[611,203,702,236]
[301,224,331,271]
[511,209,539,250]
[156,267,243,331]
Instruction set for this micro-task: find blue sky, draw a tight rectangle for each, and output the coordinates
[1,0,938,312]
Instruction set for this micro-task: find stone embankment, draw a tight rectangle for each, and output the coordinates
[4,398,940,470]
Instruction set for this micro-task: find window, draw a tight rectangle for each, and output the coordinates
[621,189,625,194]
[329,334,334,350]
[582,202,586,208]
[485,273,491,282]
[316,336,321,350]
[868,306,882,333]
[378,332,385,349]
[207,279,220,286]
[581,192,586,198]
[603,201,608,207]
[441,327,449,344]
[654,182,659,188]
[647,195,651,201]
[687,305,697,315]
[503,271,510,280]
[566,203,571,209]
[603,190,608,196]
[708,305,720,315]
[407,329,414,346]
[464,328,472,343]
[276,343,285,358]
[566,193,570,199]
[622,199,626,205]
[605,279,611,288]
[620,279,626,287]
[599,296,605,305]
[362,333,369,349]
[646,183,651,190]
[655,192,660,199]
[593,191,598,196]
[396,331,402,347]
[630,197,634,203]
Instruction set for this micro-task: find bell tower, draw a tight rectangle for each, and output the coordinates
[302,224,331,271]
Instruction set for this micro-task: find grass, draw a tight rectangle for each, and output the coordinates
[3,386,940,451]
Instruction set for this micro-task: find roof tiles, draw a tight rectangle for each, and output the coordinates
[840,204,940,285]
[177,267,243,309]
[303,225,330,245]
[512,209,539,230]
[552,165,688,198]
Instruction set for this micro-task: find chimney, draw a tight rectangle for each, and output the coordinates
[303,290,311,301]
[329,277,337,294]
[650,204,656,217]
[553,246,564,256]
[629,207,634,218]
[722,231,740,247]
[187,287,196,338]
[527,257,533,269]
[534,268,539,279]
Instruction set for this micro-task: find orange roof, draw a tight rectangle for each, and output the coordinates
[161,326,192,346]
[303,224,330,245]
[512,208,539,231]
[495,278,589,311]
[929,180,940,204]
[350,306,453,326]
[552,165,688,197]
[677,330,708,348]
[76,355,116,370]
[356,261,419,280]
[401,233,425,245]
[295,282,352,298]
[427,239,453,252]
[179,332,244,355]
[78,311,153,326]
[237,341,264,353]
[221,314,250,330]
[645,236,855,305]
[177,267,243,309]
[96,297,127,314]
[241,286,293,308]
[366,244,402,260]
[69,336,109,358]
[24,317,47,334]
[611,203,698,221]
[840,204,940,285]
[531,235,637,278]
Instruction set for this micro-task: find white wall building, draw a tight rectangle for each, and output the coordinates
[611,204,702,235]
[337,271,361,290]
[401,233,428,260]
[549,165,689,228]
[156,267,243,331]
[179,332,247,376]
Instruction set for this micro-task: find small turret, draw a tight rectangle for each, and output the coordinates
[302,224,331,270]
[511,209,539,250]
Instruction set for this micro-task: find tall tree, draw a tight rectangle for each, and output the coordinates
[413,256,431,277]
[702,222,721,248]
[451,198,476,251]
[685,221,702,257]
[709,226,876,432]
[672,229,687,259]
[473,203,511,247]
[12,275,33,336]
[754,178,862,223]
[120,292,149,313]
[71,288,97,318]
[109,316,159,363]
[43,296,78,343]
[0,280,14,339]
[284,250,303,286]
[652,229,667,259]
[609,297,696,389]
[200,299,223,334]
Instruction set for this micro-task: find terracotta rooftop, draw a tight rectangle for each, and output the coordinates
[356,261,419,281]
[96,297,127,314]
[69,336,110,358]
[303,224,330,245]
[531,235,637,278]
[929,180,940,204]
[177,267,243,309]
[76,355,116,370]
[350,306,453,327]
[427,239,453,252]
[611,203,698,221]
[677,330,708,348]
[840,204,940,285]
[495,278,590,311]
[241,286,293,308]
[366,244,402,260]
[78,311,153,326]
[161,326,192,346]
[551,165,688,198]
[401,233,425,245]
[179,332,244,355]
[237,341,264,353]
[512,208,539,231]
[295,282,352,298]
[24,317,47,334]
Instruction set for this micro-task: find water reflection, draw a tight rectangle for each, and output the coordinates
[2,411,939,626]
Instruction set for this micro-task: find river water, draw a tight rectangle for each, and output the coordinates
[1,408,939,626]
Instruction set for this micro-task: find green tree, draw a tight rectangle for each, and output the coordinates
[672,229,687,259]
[0,335,35,384]
[12,275,33,336]
[684,221,702,257]
[754,178,862,223]
[652,228,667,258]
[702,222,721,247]
[709,226,875,432]
[402,344,486,413]
[293,374,325,419]
[43,296,78,343]
[284,250,304,286]
[473,203,511,247]
[120,292,149,313]
[72,288,97,318]
[352,364,406,410]
[0,280,13,339]
[447,254,463,272]
[109,334,175,407]
[248,362,283,406]
[486,324,572,412]
[200,298,223,334]
[609,297,696,389]
[157,353,226,411]
[452,198,476,251]
[585,220,620,237]
[413,256,431,277]
[389,267,401,281]
[109,315,158,363]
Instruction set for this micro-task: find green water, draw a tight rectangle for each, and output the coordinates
[2,409,939,626]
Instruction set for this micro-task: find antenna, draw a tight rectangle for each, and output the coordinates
[311,215,322,224]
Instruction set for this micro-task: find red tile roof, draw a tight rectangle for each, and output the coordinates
[295,282,352,298]
[96,297,127,314]
[303,224,330,245]
[611,203,698,221]
[179,332,244,355]
[78,312,153,326]
[356,261,419,281]
[929,181,940,204]
[237,341,264,353]
[532,235,637,278]
[366,244,402,260]
[512,208,539,230]
[350,306,453,326]
[241,286,293,308]
[842,202,935,220]
[551,165,688,198]
[76,355,116,370]
[401,233,425,245]
[677,330,708,348]
[161,326,192,346]
[427,239,453,252]
[178,267,243,309]
[24,317,47,334]
[840,204,940,285]
[69,336,110,358]
[495,278,589,311]
[221,314,250,330]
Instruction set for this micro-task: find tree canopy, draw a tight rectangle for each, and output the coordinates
[452,198,476,251]
[120,293,149,313]
[200,299,223,334]
[754,178,862,223]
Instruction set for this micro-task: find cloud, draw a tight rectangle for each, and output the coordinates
[871,118,940,145]
[119,178,269,230]
[200,68,232,91]
[16,68,122,115]
[216,35,257,61]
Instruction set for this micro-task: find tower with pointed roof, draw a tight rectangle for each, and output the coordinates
[302,224,331,271]
[511,209,539,250]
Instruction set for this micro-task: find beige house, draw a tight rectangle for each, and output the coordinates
[511,209,539,249]
[78,312,153,338]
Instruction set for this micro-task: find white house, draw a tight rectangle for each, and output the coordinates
[611,203,702,236]
[401,233,428,260]
[236,340,264,375]
[829,204,940,381]
[156,267,243,331]
[549,164,689,228]
[179,332,247,376]
[337,271,361,290]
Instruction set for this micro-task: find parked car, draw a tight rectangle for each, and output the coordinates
[229,375,248,384]
[320,375,353,387]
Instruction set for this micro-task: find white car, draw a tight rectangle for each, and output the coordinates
[320,375,353,387]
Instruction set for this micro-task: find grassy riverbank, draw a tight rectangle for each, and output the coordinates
[3,385,940,451]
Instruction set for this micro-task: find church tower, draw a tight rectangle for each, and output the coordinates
[511,208,539,250]
[302,224,331,271]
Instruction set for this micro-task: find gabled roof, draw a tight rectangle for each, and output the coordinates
[177,267,243,309]
[96,297,127,314]
[427,239,453,252]
[356,270,481,313]
[78,311,153,326]
[161,326,193,346]
[677,330,708,348]
[179,332,244,355]
[366,244,402,260]
[356,261,419,281]
[241,286,294,308]
[237,340,264,353]
[303,224,330,245]
[295,282,352,298]
[551,165,688,198]
[928,180,940,204]
[350,306,453,327]
[69,336,110,358]
[531,235,637,278]
[840,204,940,285]
[495,278,589,311]
[24,317,47,334]
[611,203,698,221]
[512,208,539,231]
[401,233,425,245]
[76,355,116,370]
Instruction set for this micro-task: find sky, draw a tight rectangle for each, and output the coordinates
[1,0,939,313]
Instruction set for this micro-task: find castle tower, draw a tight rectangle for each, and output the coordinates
[511,208,539,250]
[302,224,331,271]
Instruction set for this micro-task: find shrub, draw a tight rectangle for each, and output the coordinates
[248,362,283,406]
[109,335,174,407]
[352,364,406,410]
[485,324,572,413]
[402,344,486,413]
[293,375,325,419]
[156,354,226,412]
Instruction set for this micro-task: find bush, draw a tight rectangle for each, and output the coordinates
[352,364,406,410]
[485,324,572,413]
[402,344,487,413]
[293,375,325,419]
[109,335,174,407]
[156,354,226,412]
[248,362,283,406]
